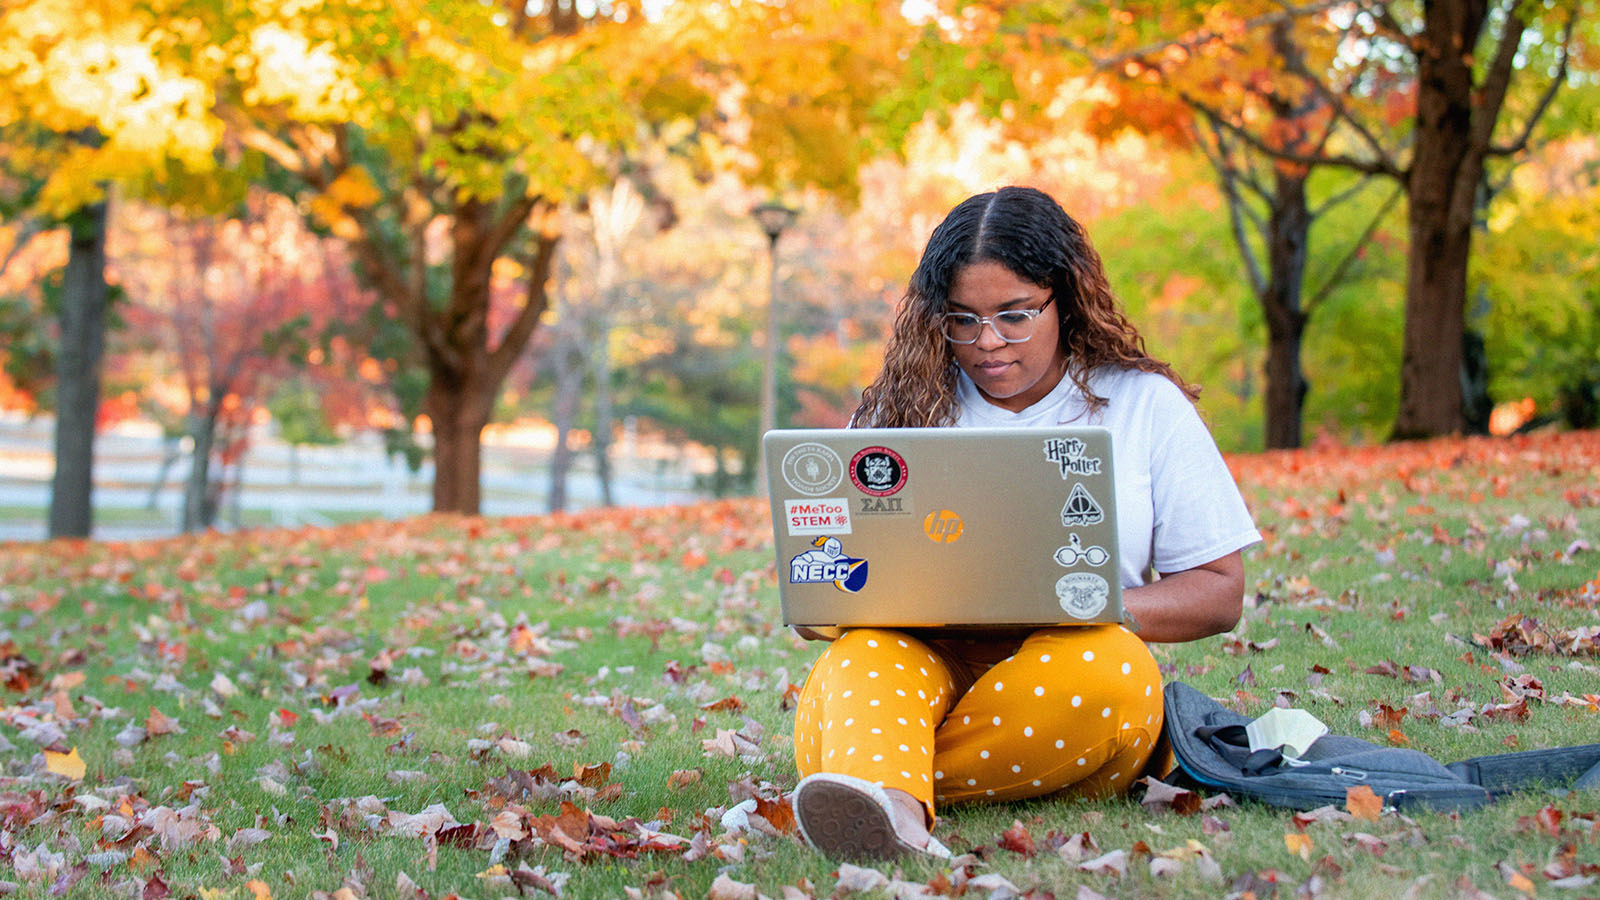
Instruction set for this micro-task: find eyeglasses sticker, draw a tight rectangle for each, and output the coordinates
[785,498,851,536]
[1060,483,1105,527]
[1053,534,1109,567]
[781,443,844,496]
[922,509,964,543]
[788,536,869,593]
[1056,573,1110,619]
[1042,437,1103,478]
[849,446,908,497]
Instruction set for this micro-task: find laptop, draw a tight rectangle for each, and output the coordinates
[763,427,1124,628]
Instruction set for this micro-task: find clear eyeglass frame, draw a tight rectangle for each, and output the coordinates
[940,296,1055,344]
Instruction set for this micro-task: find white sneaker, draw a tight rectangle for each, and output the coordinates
[792,773,951,861]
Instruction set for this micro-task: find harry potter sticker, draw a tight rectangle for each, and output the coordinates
[1042,437,1103,478]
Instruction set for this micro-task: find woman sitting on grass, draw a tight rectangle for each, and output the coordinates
[789,186,1262,860]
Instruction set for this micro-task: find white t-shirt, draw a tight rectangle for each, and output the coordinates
[955,367,1261,589]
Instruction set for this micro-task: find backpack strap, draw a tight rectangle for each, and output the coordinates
[1447,743,1600,798]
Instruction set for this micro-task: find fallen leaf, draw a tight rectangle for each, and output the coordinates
[666,769,703,789]
[999,820,1036,855]
[1078,849,1128,876]
[44,747,86,780]
[708,872,756,900]
[1139,777,1201,815]
[1345,785,1383,822]
[1284,832,1313,860]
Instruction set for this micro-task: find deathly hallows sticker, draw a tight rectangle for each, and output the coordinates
[1060,483,1105,527]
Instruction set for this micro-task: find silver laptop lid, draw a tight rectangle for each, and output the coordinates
[764,427,1123,628]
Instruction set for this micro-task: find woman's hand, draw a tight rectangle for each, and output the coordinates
[792,625,843,642]
[1122,550,1244,643]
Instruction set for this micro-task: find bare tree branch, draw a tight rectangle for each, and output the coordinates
[1310,172,1376,218]
[0,218,44,279]
[1305,183,1404,315]
[487,216,560,387]
[1178,83,1403,177]
[1488,7,1577,156]
[1471,0,1531,152]
[227,119,325,189]
[1339,1,1416,46]
[1192,119,1267,295]
[1269,16,1403,175]
[1045,0,1352,74]
[485,194,542,269]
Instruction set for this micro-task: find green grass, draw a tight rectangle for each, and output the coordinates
[1,432,1598,899]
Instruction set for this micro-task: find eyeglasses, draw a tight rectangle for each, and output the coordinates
[940,296,1054,344]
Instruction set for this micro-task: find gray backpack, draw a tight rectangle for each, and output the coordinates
[1162,682,1600,812]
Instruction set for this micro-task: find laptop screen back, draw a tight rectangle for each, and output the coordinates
[764,427,1124,628]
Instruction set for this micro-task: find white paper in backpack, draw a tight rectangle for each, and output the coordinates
[1245,708,1329,760]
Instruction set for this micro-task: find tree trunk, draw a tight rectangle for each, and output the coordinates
[1261,170,1311,450]
[1392,0,1487,440]
[146,435,181,510]
[424,200,497,516]
[47,201,109,539]
[591,323,615,507]
[425,378,491,515]
[183,405,219,532]
[548,335,582,513]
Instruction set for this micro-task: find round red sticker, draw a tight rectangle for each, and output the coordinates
[849,446,908,496]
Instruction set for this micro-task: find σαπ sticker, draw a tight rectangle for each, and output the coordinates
[1053,534,1109,567]
[857,496,909,515]
[922,509,964,543]
[1056,572,1110,619]
[1042,437,1103,478]
[1060,483,1104,527]
[789,536,869,593]
[782,443,844,496]
[850,446,908,496]
[785,498,851,536]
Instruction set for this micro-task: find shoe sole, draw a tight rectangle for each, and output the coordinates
[794,778,905,861]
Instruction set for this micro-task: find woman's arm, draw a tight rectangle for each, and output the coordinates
[1122,550,1244,643]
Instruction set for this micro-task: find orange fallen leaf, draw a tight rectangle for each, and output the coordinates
[667,769,703,789]
[246,879,273,899]
[1345,785,1382,822]
[146,706,179,736]
[1284,832,1313,860]
[44,746,86,780]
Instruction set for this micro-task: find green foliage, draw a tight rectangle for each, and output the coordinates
[1091,158,1411,450]
[624,320,762,496]
[1477,180,1600,427]
[0,291,52,401]
[268,376,340,448]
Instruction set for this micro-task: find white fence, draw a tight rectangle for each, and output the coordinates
[0,416,711,542]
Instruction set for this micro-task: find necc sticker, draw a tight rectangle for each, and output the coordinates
[785,498,852,536]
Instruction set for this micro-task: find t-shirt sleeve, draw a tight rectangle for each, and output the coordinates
[1144,381,1262,574]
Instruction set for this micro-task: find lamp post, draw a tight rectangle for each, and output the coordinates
[752,200,798,495]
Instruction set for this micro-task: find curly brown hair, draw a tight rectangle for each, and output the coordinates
[852,186,1197,427]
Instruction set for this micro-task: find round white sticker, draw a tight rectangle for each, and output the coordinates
[781,443,845,496]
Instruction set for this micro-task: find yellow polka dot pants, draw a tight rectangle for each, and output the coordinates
[792,625,1164,821]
